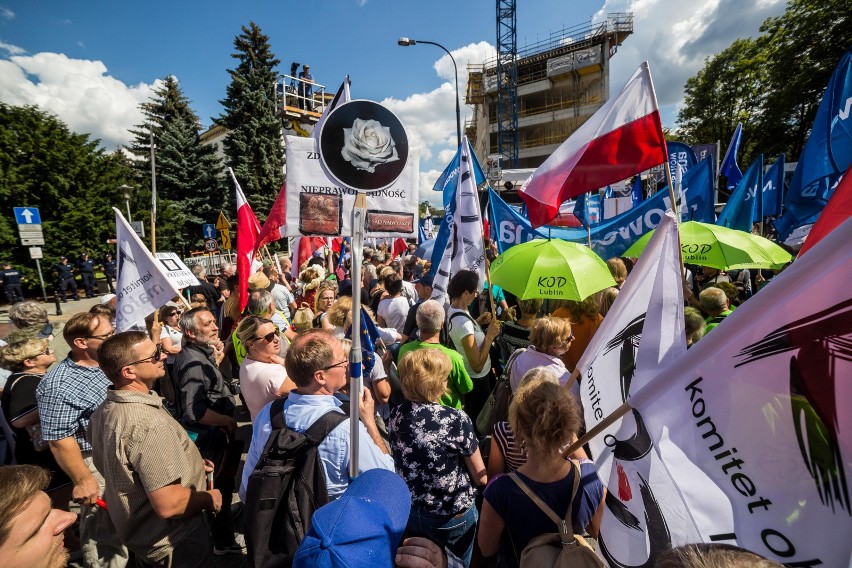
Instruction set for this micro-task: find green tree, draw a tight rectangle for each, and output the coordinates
[0,104,133,291]
[128,76,224,255]
[215,21,284,214]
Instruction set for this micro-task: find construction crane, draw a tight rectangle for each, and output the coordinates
[496,0,519,169]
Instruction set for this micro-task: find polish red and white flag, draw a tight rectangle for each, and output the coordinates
[230,168,261,312]
[255,181,287,253]
[519,61,667,228]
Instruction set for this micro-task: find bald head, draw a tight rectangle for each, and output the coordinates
[699,287,729,316]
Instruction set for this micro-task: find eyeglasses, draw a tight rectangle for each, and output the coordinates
[322,360,348,371]
[126,344,163,367]
[87,331,115,341]
[251,331,278,343]
[44,346,54,356]
[561,334,575,345]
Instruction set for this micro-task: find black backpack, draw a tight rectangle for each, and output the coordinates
[244,397,348,567]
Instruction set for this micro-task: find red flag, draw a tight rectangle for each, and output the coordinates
[255,182,287,253]
[519,61,667,228]
[797,165,852,257]
[231,169,260,312]
[392,238,407,259]
[291,236,326,278]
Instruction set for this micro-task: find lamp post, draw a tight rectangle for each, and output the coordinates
[119,184,133,221]
[398,37,462,149]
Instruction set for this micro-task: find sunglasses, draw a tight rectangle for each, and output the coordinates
[87,331,115,341]
[126,344,163,366]
[322,360,348,371]
[252,331,278,343]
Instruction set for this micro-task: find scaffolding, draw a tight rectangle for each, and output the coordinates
[496,0,519,169]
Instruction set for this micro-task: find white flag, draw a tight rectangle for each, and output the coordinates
[114,208,181,332]
[629,216,852,565]
[576,211,705,565]
[311,77,350,140]
[431,138,486,303]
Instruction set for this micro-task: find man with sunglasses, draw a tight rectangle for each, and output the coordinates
[240,329,394,503]
[36,312,129,567]
[89,332,222,566]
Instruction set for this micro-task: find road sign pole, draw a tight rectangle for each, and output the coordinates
[34,258,48,303]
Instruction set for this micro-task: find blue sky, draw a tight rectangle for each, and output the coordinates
[0,0,786,203]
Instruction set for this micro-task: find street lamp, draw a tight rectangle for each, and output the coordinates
[118,184,133,222]
[398,37,462,149]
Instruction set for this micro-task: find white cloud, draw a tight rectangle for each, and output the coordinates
[381,41,496,203]
[0,7,14,20]
[593,0,785,126]
[0,40,24,55]
[418,168,444,208]
[0,52,161,149]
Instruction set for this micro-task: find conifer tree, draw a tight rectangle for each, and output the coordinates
[215,21,284,214]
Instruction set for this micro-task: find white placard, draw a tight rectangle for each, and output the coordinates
[155,252,201,289]
[285,135,419,238]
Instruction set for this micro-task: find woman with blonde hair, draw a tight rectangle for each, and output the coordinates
[507,315,574,394]
[389,348,486,566]
[551,296,603,374]
[0,338,71,503]
[312,281,337,329]
[236,316,296,420]
[478,379,605,567]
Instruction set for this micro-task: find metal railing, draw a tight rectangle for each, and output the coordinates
[274,74,328,117]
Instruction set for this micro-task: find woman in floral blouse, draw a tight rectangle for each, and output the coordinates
[389,348,487,566]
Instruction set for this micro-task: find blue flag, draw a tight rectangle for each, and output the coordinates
[775,48,852,239]
[720,123,744,189]
[490,157,715,258]
[667,141,699,179]
[345,308,381,375]
[573,192,589,228]
[718,155,763,232]
[762,155,785,218]
[603,185,615,200]
[630,176,644,206]
[418,220,427,244]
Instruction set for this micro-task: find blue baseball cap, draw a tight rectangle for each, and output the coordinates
[414,273,434,287]
[293,469,411,567]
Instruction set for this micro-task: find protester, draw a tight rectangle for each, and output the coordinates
[377,273,410,335]
[237,316,296,420]
[551,296,603,374]
[0,464,77,568]
[35,312,129,566]
[0,262,24,304]
[0,339,71,502]
[478,379,605,567]
[295,266,324,310]
[597,286,620,317]
[186,265,222,315]
[446,270,500,423]
[496,297,542,359]
[397,300,473,409]
[312,281,337,329]
[486,367,558,479]
[240,329,394,502]
[684,306,705,347]
[507,315,574,394]
[5,301,53,344]
[400,272,434,343]
[174,307,244,556]
[157,305,183,402]
[607,257,628,288]
[264,264,296,315]
[700,287,732,334]
[89,331,222,566]
[388,348,486,566]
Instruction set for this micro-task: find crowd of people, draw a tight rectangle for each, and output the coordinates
[0,240,787,567]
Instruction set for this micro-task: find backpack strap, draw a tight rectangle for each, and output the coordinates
[303,410,348,445]
[270,397,287,431]
[509,460,582,544]
[503,347,526,381]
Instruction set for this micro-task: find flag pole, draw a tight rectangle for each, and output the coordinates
[349,193,367,478]
[663,159,686,278]
[563,401,632,458]
[150,130,157,256]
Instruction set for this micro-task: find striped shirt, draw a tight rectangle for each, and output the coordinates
[492,420,526,473]
[88,389,208,561]
[36,356,111,451]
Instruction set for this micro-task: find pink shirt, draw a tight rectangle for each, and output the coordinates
[509,347,573,397]
[240,358,287,420]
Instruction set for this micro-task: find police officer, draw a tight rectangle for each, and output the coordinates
[53,256,78,302]
[77,252,96,298]
[0,262,24,304]
[102,253,116,294]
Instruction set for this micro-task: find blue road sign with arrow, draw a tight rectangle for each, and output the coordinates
[202,224,217,239]
[14,207,41,225]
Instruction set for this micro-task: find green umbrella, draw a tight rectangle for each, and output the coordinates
[490,239,615,300]
[729,233,792,269]
[623,221,782,269]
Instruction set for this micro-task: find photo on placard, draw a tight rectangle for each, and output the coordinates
[319,100,409,191]
[366,211,415,234]
[299,192,342,235]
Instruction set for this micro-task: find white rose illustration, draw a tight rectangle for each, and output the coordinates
[341,118,400,173]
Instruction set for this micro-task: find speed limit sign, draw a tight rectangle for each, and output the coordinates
[204,238,218,252]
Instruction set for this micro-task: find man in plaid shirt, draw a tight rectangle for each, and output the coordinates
[37,311,128,567]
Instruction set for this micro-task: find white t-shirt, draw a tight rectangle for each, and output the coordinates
[447,307,491,379]
[159,325,183,364]
[377,296,410,335]
[240,358,288,420]
[270,283,294,313]
[401,280,417,306]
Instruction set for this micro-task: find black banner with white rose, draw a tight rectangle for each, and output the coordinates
[285,135,419,238]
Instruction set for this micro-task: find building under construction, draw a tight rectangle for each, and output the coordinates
[465,13,634,188]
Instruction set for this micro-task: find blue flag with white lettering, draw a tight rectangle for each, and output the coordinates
[490,157,715,258]
[718,155,763,232]
[762,155,785,218]
[631,176,644,206]
[667,141,699,178]
[720,123,743,190]
[775,48,852,239]
[574,192,589,228]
